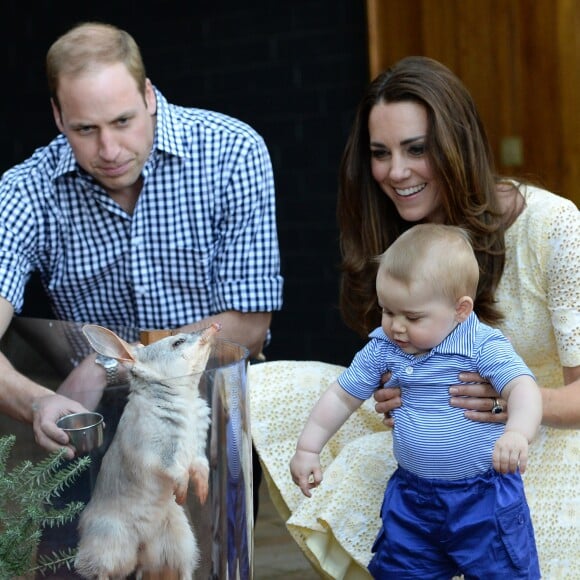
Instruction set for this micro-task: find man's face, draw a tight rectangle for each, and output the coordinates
[51,62,156,196]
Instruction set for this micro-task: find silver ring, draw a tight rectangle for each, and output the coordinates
[491,398,504,415]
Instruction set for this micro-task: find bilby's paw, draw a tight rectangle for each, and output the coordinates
[173,478,189,505]
[190,464,210,504]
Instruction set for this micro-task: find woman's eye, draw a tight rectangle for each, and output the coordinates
[408,144,426,156]
[371,148,389,159]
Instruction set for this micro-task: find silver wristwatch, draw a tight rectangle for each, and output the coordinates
[95,354,119,386]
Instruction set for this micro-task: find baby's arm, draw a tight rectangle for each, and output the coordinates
[290,380,363,497]
[493,375,542,474]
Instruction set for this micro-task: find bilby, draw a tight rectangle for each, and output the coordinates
[74,323,219,580]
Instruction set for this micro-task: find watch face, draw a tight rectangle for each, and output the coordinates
[96,355,118,369]
[95,355,119,386]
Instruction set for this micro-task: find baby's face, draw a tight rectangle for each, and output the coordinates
[377,275,460,355]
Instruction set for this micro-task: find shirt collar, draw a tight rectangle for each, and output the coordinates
[52,137,78,180]
[153,87,187,157]
[369,311,480,358]
[433,311,479,357]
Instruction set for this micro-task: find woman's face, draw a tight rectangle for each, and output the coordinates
[368,100,445,224]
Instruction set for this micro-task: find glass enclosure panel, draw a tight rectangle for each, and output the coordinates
[0,317,252,579]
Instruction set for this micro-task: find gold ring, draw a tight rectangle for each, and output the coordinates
[491,398,504,415]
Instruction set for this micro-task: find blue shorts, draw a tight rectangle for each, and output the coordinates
[367,467,540,579]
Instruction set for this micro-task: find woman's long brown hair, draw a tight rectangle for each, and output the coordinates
[338,56,517,337]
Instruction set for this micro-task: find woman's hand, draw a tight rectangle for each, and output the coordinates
[449,372,508,423]
[373,371,400,427]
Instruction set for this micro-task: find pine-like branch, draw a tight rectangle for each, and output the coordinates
[0,435,90,577]
[32,548,78,575]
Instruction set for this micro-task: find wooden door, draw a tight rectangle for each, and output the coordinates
[366,0,580,206]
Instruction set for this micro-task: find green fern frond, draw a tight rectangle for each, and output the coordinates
[0,435,15,479]
[32,548,77,575]
[40,501,85,529]
[0,435,90,577]
[18,449,90,503]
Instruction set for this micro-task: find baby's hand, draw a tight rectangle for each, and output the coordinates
[289,449,322,497]
[493,431,529,474]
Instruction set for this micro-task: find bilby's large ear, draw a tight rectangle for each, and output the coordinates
[455,296,474,323]
[82,325,136,362]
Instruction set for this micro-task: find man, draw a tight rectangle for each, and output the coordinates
[0,22,282,459]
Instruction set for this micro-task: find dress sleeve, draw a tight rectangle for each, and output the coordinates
[544,196,580,367]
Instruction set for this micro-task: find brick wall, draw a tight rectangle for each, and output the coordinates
[0,2,369,366]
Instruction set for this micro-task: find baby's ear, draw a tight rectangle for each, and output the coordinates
[455,296,474,323]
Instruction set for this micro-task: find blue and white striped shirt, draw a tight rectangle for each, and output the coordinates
[0,89,283,337]
[338,313,534,479]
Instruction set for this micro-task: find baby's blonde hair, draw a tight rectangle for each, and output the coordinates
[376,224,479,302]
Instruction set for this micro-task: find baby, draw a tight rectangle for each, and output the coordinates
[290,224,542,579]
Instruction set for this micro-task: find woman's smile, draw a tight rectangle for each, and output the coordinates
[394,183,427,197]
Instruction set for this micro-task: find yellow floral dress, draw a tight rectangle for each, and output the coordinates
[250,186,580,579]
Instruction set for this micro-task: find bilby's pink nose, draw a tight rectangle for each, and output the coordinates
[200,322,221,343]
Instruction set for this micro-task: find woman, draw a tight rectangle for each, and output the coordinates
[250,56,580,579]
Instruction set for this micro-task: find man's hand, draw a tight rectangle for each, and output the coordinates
[37,351,115,459]
[290,449,322,498]
[449,372,508,423]
[493,430,528,474]
[31,393,88,459]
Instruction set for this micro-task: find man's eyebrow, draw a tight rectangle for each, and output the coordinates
[69,122,95,130]
[69,110,137,129]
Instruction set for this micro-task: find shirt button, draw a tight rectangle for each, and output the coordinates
[132,236,143,246]
[135,286,146,295]
[405,366,413,375]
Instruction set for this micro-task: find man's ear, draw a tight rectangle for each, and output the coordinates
[455,296,474,323]
[50,98,64,133]
[144,78,157,115]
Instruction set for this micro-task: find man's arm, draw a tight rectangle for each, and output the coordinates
[178,311,272,360]
[0,296,49,423]
[196,134,281,360]
[58,310,271,412]
[0,296,87,457]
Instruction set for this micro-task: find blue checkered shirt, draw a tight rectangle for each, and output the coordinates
[0,89,283,339]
